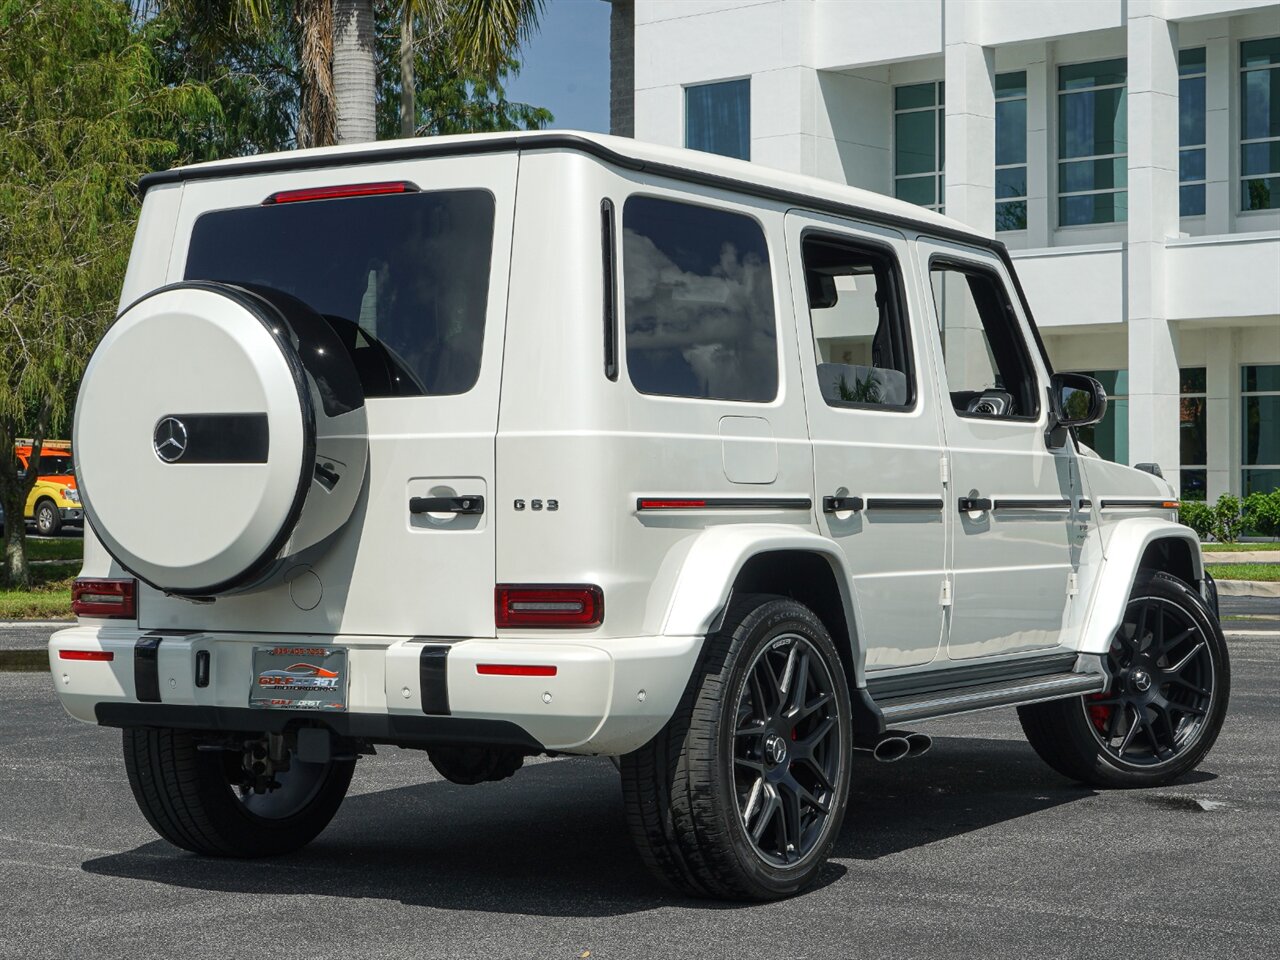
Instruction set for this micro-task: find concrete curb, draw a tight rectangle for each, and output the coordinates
[1203,552,1280,564]
[1215,579,1280,598]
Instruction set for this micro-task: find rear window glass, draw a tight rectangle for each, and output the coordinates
[622,196,777,402]
[185,189,495,397]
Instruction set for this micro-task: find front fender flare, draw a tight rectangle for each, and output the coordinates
[1079,518,1204,655]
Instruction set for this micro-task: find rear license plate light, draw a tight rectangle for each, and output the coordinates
[495,585,603,628]
[72,578,137,619]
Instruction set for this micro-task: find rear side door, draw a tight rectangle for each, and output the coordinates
[786,212,948,670]
[915,239,1078,660]
[169,153,517,638]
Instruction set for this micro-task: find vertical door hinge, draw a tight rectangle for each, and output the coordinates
[940,455,950,485]
[939,578,952,607]
[1067,572,1079,597]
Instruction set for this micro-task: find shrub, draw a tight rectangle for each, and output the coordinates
[1212,493,1244,543]
[1243,490,1280,538]
[1179,500,1213,540]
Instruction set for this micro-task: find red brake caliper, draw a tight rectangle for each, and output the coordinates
[1086,692,1112,732]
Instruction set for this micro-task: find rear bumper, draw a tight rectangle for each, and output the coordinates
[49,626,702,756]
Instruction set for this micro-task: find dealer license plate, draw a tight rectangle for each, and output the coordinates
[249,645,348,711]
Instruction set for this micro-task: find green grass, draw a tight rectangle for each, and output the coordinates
[1212,563,1280,582]
[0,561,77,620]
[1202,542,1280,553]
[25,538,84,562]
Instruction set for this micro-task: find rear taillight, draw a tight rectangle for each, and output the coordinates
[72,578,136,619]
[495,585,603,628]
[262,180,418,204]
[58,650,114,662]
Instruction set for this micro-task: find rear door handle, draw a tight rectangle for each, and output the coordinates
[409,496,485,516]
[957,496,993,513]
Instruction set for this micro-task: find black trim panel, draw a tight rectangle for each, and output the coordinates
[154,413,268,463]
[992,498,1072,510]
[601,198,618,381]
[134,635,162,703]
[635,497,813,511]
[866,498,945,511]
[866,652,1078,701]
[94,703,543,751]
[419,644,451,716]
[1099,499,1178,510]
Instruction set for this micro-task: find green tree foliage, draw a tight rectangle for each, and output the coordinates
[1243,490,1280,538]
[0,0,216,586]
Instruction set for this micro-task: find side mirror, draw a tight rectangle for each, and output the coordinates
[1050,372,1108,427]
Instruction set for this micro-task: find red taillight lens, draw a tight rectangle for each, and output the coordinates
[476,663,558,677]
[72,578,136,619]
[262,181,417,204]
[58,650,114,662]
[495,585,603,628]
[637,499,707,510]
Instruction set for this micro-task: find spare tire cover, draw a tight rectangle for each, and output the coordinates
[74,282,367,595]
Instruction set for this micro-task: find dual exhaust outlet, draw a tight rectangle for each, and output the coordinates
[856,729,933,763]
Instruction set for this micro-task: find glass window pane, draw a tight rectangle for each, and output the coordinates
[1244,396,1280,465]
[895,175,936,206]
[1179,76,1205,145]
[996,166,1027,199]
[1241,140,1280,176]
[1180,395,1207,464]
[1180,367,1207,393]
[1242,176,1280,210]
[685,79,751,160]
[1060,191,1128,225]
[1178,47,1206,75]
[184,190,496,399]
[1241,66,1280,141]
[996,99,1027,165]
[1241,36,1280,69]
[996,71,1027,99]
[1181,470,1207,501]
[996,200,1028,232]
[1180,148,1206,182]
[1059,87,1127,158]
[895,82,936,110]
[938,107,946,166]
[1078,397,1129,462]
[895,110,937,175]
[622,196,777,403]
[1243,468,1280,495]
[1059,58,1127,90]
[1243,364,1280,392]
[1060,157,1127,192]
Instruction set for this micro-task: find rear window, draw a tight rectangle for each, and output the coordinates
[184,189,496,397]
[622,196,778,402]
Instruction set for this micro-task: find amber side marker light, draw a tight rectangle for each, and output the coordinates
[72,578,137,619]
[1163,501,1181,509]
[262,181,418,204]
[495,585,603,628]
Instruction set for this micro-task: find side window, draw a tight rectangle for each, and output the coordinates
[929,262,1039,419]
[622,196,778,402]
[802,236,914,409]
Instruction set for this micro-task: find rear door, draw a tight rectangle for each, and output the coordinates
[165,153,517,638]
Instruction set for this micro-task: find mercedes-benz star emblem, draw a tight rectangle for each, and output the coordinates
[1132,670,1152,693]
[153,417,189,463]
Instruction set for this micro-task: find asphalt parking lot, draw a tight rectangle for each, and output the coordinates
[2,601,1277,960]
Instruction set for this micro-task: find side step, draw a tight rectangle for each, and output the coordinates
[876,672,1106,725]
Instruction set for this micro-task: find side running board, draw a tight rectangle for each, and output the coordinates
[876,672,1105,725]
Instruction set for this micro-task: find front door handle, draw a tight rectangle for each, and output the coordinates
[957,496,993,513]
[822,495,864,513]
[409,495,485,516]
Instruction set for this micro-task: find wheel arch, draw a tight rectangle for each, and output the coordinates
[1079,518,1206,655]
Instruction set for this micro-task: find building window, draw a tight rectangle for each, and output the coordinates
[894,81,944,212]
[1179,49,1207,217]
[1180,367,1208,500]
[1074,369,1128,462]
[996,71,1028,231]
[1058,58,1128,225]
[1242,364,1280,494]
[621,196,777,402]
[1241,37,1280,211]
[685,79,750,161]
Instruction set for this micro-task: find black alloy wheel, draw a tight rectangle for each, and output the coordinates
[732,633,843,866]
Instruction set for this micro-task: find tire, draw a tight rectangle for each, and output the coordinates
[123,727,356,857]
[1018,571,1230,789]
[621,594,853,901]
[34,500,61,536]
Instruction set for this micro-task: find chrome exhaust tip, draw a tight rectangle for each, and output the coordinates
[904,732,932,759]
[871,735,911,763]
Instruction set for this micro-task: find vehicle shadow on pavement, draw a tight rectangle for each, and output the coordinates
[79,736,1208,916]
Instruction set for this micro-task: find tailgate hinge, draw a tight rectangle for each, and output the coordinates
[939,578,953,607]
[940,455,950,485]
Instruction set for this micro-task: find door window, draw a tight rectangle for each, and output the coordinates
[802,236,914,410]
[929,262,1039,420]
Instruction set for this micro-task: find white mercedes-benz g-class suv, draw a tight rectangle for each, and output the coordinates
[52,132,1229,901]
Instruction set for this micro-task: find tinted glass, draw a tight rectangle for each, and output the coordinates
[1059,59,1127,90]
[1179,75,1205,145]
[996,200,1028,232]
[895,110,937,175]
[1059,88,1128,158]
[803,238,914,410]
[1181,184,1206,216]
[1243,176,1280,210]
[1180,396,1207,464]
[1178,47,1206,75]
[1241,66,1280,140]
[895,176,936,206]
[997,166,1028,199]
[1241,36,1280,68]
[686,79,751,161]
[996,98,1027,165]
[1242,140,1280,175]
[37,454,74,475]
[1060,192,1128,225]
[1180,148,1206,181]
[1244,468,1280,495]
[185,190,495,398]
[622,196,777,403]
[1180,367,1207,393]
[1060,157,1127,192]
[894,82,936,110]
[1244,396,1280,465]
[996,71,1027,99]
[1243,364,1280,392]
[1181,469,1207,501]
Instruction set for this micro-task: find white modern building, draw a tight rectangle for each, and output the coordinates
[605,0,1280,499]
